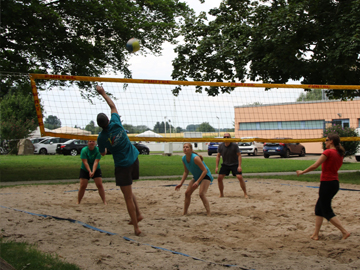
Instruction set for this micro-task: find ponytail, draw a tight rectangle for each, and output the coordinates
[327,133,345,156]
[192,150,203,161]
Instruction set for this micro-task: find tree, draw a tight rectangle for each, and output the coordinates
[1,0,191,97]
[175,127,183,133]
[297,89,324,102]
[196,122,215,132]
[171,0,360,100]
[44,115,61,130]
[0,83,38,141]
[186,124,199,132]
[85,120,102,134]
[0,82,38,153]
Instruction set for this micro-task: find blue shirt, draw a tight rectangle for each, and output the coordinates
[182,153,213,182]
[97,113,139,167]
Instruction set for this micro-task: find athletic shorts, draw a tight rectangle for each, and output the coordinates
[79,168,102,180]
[115,158,139,187]
[219,164,242,176]
[199,175,212,184]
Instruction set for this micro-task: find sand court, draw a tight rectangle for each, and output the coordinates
[1,179,359,269]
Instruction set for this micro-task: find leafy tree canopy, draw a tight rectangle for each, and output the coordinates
[85,120,102,135]
[296,89,323,102]
[0,82,37,140]
[1,0,192,96]
[44,115,61,130]
[171,0,360,100]
[196,122,215,132]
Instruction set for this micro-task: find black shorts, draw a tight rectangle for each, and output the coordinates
[198,174,212,184]
[115,158,139,187]
[219,164,242,176]
[79,168,102,180]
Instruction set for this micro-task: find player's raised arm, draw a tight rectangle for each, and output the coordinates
[96,85,118,115]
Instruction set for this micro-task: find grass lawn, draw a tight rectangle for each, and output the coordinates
[0,238,80,270]
[1,154,359,183]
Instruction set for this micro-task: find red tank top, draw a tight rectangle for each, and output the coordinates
[320,149,343,181]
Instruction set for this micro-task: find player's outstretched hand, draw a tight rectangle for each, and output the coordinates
[96,85,105,95]
[175,184,182,191]
[296,170,303,176]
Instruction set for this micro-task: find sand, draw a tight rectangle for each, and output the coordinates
[1,179,359,270]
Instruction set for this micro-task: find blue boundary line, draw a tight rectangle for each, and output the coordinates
[0,205,252,269]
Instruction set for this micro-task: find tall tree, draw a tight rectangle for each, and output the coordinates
[1,0,192,97]
[196,122,215,132]
[44,115,61,130]
[171,0,360,100]
[297,89,324,102]
[85,120,102,134]
[0,83,37,141]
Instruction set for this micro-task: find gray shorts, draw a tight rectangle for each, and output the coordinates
[115,158,139,186]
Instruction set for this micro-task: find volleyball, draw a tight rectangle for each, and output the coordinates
[126,38,140,53]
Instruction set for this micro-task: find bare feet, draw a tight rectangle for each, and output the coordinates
[134,228,141,236]
[219,194,224,198]
[244,194,249,199]
[342,232,351,240]
[207,212,211,217]
[128,214,144,225]
[310,234,319,240]
[103,201,108,205]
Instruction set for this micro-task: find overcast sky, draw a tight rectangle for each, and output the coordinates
[126,0,222,80]
[40,0,304,131]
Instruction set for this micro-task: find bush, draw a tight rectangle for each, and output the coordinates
[323,125,360,157]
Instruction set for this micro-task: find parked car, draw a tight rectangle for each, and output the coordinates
[34,137,70,155]
[56,139,88,156]
[30,137,49,144]
[133,142,150,155]
[207,142,220,156]
[106,142,150,155]
[263,138,306,158]
[238,137,264,156]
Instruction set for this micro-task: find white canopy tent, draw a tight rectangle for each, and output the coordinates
[135,130,163,138]
[52,126,91,135]
[27,126,51,139]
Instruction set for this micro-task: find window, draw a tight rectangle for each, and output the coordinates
[239,120,324,130]
[332,119,349,128]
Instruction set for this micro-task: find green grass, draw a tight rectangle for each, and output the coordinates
[0,238,80,270]
[1,154,359,183]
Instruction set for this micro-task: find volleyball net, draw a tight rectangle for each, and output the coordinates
[30,74,360,147]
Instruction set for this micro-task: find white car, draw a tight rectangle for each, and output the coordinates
[34,137,70,155]
[238,137,264,156]
[355,128,360,162]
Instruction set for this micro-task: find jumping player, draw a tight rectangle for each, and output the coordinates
[96,85,143,236]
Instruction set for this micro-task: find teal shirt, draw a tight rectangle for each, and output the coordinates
[80,146,101,171]
[182,153,213,182]
[97,113,139,167]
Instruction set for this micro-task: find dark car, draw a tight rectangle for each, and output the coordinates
[56,139,88,156]
[106,142,150,155]
[207,142,220,156]
[263,138,306,158]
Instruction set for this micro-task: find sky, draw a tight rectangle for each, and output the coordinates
[126,0,222,80]
[39,0,304,131]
